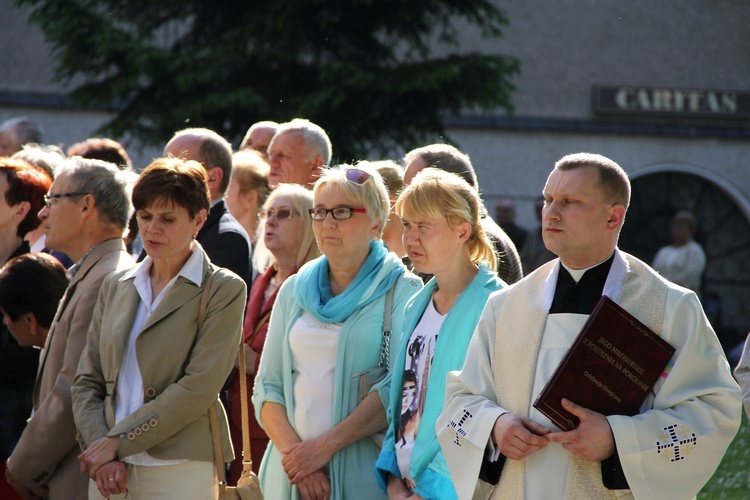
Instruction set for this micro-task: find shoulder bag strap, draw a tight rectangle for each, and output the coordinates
[378,282,396,369]
[200,271,231,492]
[238,321,253,473]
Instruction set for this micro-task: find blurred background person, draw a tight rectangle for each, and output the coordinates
[366,160,406,259]
[225,150,271,266]
[72,158,246,499]
[652,210,706,294]
[253,165,422,499]
[67,138,133,170]
[240,121,279,161]
[0,253,68,350]
[0,117,43,157]
[495,197,528,251]
[11,144,73,267]
[12,143,65,180]
[227,184,319,482]
[7,157,133,500]
[520,195,557,274]
[375,168,505,499]
[0,157,51,499]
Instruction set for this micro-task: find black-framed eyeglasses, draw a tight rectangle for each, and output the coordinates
[260,207,298,220]
[43,192,88,208]
[344,168,371,185]
[308,207,367,221]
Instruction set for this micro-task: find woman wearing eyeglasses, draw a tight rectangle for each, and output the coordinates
[375,168,505,500]
[226,184,319,481]
[253,165,422,499]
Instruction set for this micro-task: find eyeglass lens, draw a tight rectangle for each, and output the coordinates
[309,207,364,220]
[262,208,295,219]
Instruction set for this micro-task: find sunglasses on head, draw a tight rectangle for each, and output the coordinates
[345,168,371,185]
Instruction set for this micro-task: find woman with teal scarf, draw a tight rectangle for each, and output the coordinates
[253,165,422,499]
[375,168,505,500]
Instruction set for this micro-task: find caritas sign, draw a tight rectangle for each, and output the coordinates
[593,85,750,119]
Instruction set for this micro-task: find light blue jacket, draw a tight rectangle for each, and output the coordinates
[252,257,422,499]
[375,264,504,499]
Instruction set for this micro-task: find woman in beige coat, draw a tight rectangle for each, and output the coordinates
[72,158,247,499]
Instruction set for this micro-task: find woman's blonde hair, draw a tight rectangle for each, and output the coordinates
[252,183,320,273]
[396,167,497,269]
[231,150,271,206]
[313,163,390,239]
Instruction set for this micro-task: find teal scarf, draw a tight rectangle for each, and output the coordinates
[293,240,404,323]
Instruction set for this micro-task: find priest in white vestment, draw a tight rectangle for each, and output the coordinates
[437,153,741,500]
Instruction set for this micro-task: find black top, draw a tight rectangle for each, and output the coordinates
[0,241,37,458]
[549,253,615,314]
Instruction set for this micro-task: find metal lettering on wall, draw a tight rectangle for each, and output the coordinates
[593,85,750,119]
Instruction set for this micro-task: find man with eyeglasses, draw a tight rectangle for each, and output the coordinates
[267,118,332,190]
[6,157,134,500]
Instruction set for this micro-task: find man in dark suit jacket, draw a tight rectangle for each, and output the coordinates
[162,128,252,287]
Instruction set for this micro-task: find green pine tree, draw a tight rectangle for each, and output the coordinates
[16,0,519,161]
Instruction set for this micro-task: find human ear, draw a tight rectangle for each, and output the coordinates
[193,208,208,236]
[14,200,30,220]
[457,221,472,242]
[607,204,626,230]
[207,167,223,189]
[23,313,38,336]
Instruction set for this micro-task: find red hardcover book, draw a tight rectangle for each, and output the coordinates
[533,295,675,431]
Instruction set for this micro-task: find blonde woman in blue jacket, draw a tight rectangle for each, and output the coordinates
[375,168,505,500]
[253,164,422,499]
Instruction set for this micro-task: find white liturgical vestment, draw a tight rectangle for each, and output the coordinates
[437,250,741,500]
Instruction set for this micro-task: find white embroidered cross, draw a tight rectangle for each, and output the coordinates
[656,423,697,462]
[447,409,474,447]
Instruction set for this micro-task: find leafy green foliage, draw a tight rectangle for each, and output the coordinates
[16,0,519,161]
[699,409,750,498]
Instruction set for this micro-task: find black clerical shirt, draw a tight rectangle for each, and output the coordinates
[549,254,615,315]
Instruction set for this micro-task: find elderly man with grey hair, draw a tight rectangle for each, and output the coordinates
[403,144,523,285]
[6,157,134,500]
[267,118,332,189]
[0,117,44,157]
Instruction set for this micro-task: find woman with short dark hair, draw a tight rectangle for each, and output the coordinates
[72,157,247,499]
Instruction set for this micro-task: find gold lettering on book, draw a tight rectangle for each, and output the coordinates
[584,370,622,402]
[581,337,651,392]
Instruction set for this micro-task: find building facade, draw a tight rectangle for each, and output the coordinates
[2,0,749,349]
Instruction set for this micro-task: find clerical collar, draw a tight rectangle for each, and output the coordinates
[549,253,615,315]
[561,257,609,283]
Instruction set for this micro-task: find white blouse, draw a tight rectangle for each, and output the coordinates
[289,311,342,442]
